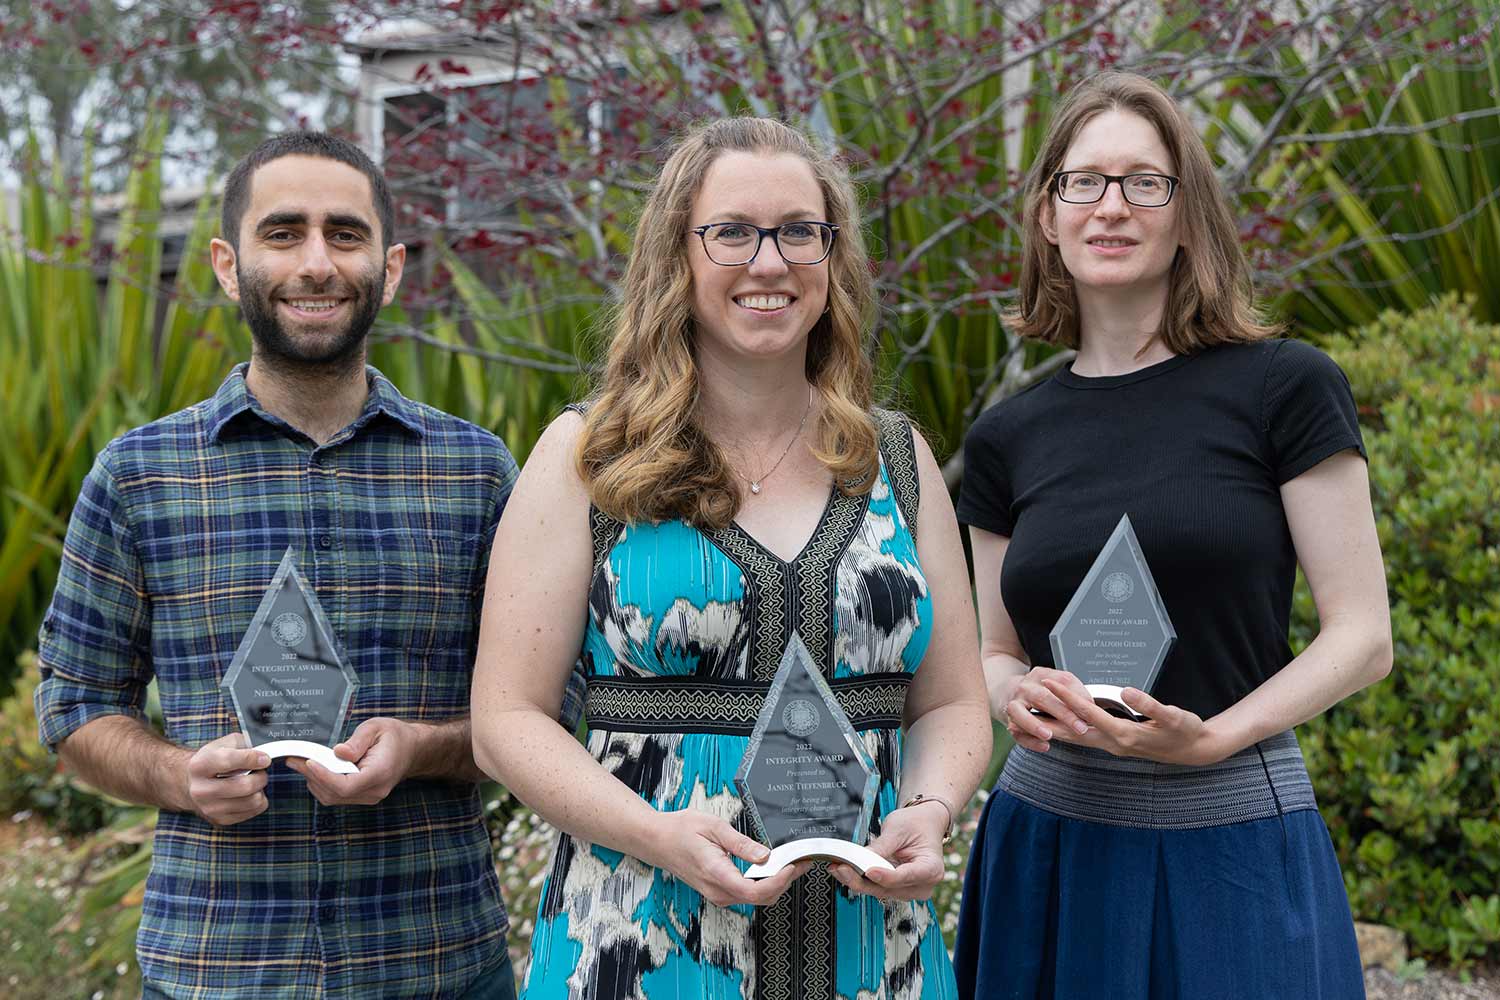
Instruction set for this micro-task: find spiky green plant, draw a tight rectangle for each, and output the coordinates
[0,116,247,694]
[1181,1,1500,332]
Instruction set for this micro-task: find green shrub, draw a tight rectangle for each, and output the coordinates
[0,656,147,989]
[0,823,141,1000]
[0,654,121,835]
[1297,295,1500,965]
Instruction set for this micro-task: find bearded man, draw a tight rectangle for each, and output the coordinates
[34,132,549,999]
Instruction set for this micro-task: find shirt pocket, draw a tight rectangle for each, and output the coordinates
[373,531,477,656]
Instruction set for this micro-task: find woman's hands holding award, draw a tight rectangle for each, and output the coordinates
[1007,515,1230,766]
[639,809,812,909]
[637,633,927,908]
[1045,514,1176,718]
[827,799,949,902]
[734,635,897,883]
[1007,660,1228,767]
[1036,677,1226,766]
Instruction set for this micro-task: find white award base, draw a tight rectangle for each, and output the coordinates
[256,739,360,774]
[745,838,895,880]
[1085,684,1148,721]
[1030,684,1149,723]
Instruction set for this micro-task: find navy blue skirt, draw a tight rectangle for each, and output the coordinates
[953,735,1364,1000]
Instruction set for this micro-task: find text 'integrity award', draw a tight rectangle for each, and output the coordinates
[1048,514,1176,720]
[220,549,360,773]
[735,633,893,879]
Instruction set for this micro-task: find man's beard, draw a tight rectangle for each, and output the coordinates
[237,261,384,376]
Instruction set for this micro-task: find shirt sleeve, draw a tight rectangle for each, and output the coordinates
[471,440,517,607]
[1263,339,1367,484]
[34,447,153,751]
[956,408,1017,536]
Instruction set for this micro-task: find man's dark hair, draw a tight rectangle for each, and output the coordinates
[220,131,395,251]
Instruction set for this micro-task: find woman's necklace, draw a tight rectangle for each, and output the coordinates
[733,395,812,495]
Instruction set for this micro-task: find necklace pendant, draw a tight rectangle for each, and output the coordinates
[749,481,762,495]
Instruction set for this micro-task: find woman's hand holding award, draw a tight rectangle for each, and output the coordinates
[735,634,894,880]
[219,549,360,774]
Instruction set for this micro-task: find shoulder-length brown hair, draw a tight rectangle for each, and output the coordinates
[1011,71,1279,351]
[576,117,879,529]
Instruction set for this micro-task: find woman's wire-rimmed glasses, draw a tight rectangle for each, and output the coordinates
[691,221,839,266]
[1050,171,1180,208]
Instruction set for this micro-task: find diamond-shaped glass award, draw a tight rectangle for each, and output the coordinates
[734,633,892,879]
[219,549,360,773]
[1048,514,1176,720]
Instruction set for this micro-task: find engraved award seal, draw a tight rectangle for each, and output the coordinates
[271,612,308,648]
[1101,571,1135,604]
[781,698,820,738]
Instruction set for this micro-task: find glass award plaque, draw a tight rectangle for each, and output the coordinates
[735,633,893,879]
[1048,514,1176,721]
[219,549,360,773]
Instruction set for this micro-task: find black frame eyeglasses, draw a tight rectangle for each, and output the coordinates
[1050,171,1180,208]
[691,221,839,266]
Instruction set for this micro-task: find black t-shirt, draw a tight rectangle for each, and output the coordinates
[957,339,1365,719]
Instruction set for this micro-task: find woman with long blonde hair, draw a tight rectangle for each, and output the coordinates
[472,117,990,999]
[953,72,1390,997]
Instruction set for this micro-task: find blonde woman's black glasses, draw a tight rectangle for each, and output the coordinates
[692,221,839,266]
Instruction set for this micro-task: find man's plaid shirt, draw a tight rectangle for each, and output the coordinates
[35,365,567,998]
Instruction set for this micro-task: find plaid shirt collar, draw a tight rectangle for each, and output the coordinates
[206,362,426,444]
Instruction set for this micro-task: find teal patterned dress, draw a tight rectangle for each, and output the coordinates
[522,411,958,1000]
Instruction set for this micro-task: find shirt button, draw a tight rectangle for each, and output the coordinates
[318,534,333,549]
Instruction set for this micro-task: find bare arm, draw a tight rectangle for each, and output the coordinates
[470,413,803,907]
[1043,450,1393,764]
[894,430,992,814]
[470,413,660,847]
[1192,450,1392,749]
[970,527,1094,753]
[404,718,488,781]
[58,715,270,825]
[969,528,1028,714]
[833,430,992,901]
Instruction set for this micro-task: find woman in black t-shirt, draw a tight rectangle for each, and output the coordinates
[952,72,1391,999]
